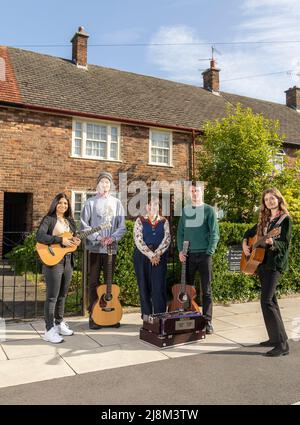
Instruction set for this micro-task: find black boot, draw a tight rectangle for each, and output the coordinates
[264,341,289,357]
[89,317,102,330]
[206,321,214,335]
[259,340,277,347]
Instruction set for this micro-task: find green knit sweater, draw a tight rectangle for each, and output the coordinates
[177,204,220,254]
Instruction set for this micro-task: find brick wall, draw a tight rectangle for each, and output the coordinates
[0,191,3,258]
[0,106,193,256]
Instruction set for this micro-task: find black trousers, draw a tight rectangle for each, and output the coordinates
[88,252,116,313]
[133,249,167,317]
[258,265,288,344]
[43,255,73,331]
[186,252,213,321]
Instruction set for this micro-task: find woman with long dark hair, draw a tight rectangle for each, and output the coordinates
[36,193,81,343]
[242,188,292,357]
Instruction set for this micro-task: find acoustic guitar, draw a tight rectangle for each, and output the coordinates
[168,241,201,313]
[240,227,281,275]
[36,223,111,266]
[91,243,123,327]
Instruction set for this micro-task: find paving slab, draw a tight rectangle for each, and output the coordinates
[0,346,7,361]
[61,341,168,374]
[215,325,300,347]
[277,297,300,307]
[118,312,142,325]
[214,312,265,328]
[86,325,140,347]
[211,318,240,332]
[3,322,40,342]
[1,333,101,360]
[213,306,237,317]
[215,325,269,346]
[279,308,300,321]
[218,302,261,315]
[0,354,75,388]
[154,334,240,359]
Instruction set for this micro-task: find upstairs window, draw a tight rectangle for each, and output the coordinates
[149,130,172,166]
[72,120,120,161]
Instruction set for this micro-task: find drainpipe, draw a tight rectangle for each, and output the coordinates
[192,129,196,179]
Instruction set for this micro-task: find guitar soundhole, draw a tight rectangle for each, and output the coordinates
[178,293,188,303]
[104,294,112,302]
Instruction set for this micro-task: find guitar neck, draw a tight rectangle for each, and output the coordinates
[77,225,106,240]
[180,260,187,292]
[106,253,113,295]
[253,232,275,249]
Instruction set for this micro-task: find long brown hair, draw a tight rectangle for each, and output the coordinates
[257,188,289,236]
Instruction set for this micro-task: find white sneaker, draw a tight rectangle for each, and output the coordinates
[54,321,74,336]
[43,327,64,344]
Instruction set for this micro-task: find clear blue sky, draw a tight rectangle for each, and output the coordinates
[1,0,300,104]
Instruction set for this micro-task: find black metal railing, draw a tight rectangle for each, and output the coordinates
[0,248,86,320]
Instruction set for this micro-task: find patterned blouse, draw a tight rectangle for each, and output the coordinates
[134,215,171,260]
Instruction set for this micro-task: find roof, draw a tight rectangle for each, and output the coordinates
[1,46,300,146]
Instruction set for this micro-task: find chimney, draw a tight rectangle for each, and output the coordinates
[71,26,89,68]
[285,86,300,111]
[202,59,220,93]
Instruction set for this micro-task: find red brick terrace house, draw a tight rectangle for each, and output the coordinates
[1,26,300,257]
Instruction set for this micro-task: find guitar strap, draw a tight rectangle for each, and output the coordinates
[270,213,288,230]
[262,213,287,236]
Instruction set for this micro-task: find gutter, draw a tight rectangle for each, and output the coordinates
[0,100,203,134]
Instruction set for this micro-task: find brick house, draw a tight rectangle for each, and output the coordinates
[1,26,300,257]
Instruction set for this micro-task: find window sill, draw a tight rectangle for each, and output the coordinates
[70,155,122,163]
[147,162,174,168]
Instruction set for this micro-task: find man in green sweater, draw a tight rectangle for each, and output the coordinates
[177,181,220,334]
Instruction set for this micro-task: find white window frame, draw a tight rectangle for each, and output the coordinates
[71,190,96,223]
[71,119,121,161]
[148,128,173,167]
[272,149,286,172]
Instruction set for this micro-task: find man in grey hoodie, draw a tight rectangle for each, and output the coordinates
[80,172,126,329]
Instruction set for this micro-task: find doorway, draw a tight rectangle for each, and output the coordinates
[3,192,33,256]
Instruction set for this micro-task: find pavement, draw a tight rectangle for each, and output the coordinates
[0,296,300,404]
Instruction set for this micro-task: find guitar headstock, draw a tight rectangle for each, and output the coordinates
[182,240,189,255]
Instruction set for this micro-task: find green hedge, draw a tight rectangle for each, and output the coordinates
[6,221,300,306]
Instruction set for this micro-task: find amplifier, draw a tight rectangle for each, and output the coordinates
[142,310,206,336]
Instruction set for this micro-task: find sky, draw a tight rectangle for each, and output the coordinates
[1,0,300,104]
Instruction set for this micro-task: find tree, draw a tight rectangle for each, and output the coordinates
[197,104,284,222]
[273,151,300,224]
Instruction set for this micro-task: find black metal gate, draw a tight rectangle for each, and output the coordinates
[0,248,85,320]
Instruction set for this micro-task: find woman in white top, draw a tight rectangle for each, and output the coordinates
[36,193,80,343]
